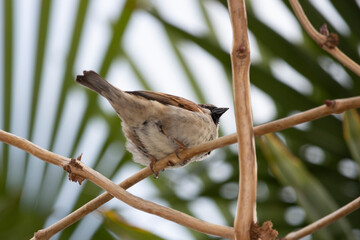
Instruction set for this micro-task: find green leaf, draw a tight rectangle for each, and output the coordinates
[259,133,355,240]
[0,193,48,240]
[1,0,13,192]
[343,110,360,165]
[101,209,165,240]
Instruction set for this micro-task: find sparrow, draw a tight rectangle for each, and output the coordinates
[75,70,228,174]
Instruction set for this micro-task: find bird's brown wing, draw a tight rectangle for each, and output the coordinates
[126,91,204,113]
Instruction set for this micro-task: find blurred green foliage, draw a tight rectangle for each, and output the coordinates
[1,0,359,239]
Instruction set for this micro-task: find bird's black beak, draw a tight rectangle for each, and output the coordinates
[213,107,229,117]
[211,107,229,125]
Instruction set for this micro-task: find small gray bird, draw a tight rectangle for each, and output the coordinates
[75,71,228,174]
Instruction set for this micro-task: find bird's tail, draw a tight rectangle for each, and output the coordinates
[75,70,123,102]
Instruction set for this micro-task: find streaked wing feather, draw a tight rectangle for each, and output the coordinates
[126,91,203,113]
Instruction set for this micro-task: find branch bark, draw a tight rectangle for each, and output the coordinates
[289,0,360,76]
[1,97,359,238]
[227,0,257,239]
[285,196,360,240]
[0,130,234,240]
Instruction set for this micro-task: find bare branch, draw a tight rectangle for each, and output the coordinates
[289,0,360,76]
[0,130,234,240]
[181,96,360,160]
[285,196,360,240]
[227,0,257,239]
[1,97,360,238]
[33,167,153,239]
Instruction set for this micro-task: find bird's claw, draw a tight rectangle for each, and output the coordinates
[149,155,159,178]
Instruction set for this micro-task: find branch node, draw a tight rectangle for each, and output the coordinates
[251,221,278,240]
[63,156,85,185]
[235,45,248,59]
[34,230,42,240]
[319,24,339,49]
[324,99,336,108]
[289,0,360,75]
[324,33,339,49]
[77,152,83,161]
[319,23,329,36]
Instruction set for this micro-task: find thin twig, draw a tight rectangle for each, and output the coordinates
[285,196,360,240]
[289,0,360,76]
[227,0,257,239]
[1,97,360,238]
[0,130,234,240]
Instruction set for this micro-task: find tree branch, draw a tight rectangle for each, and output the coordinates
[284,196,360,240]
[183,97,360,160]
[227,0,257,239]
[289,0,360,76]
[1,97,359,238]
[0,130,234,240]
[34,167,153,239]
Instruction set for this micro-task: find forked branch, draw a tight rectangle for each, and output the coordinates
[0,131,235,240]
[1,97,360,239]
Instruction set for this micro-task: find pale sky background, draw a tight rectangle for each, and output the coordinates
[0,0,355,239]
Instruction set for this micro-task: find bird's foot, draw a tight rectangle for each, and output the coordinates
[172,137,187,150]
[174,147,190,166]
[149,155,159,179]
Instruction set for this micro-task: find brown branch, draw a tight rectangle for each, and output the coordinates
[284,196,360,240]
[1,97,360,238]
[0,130,234,240]
[289,0,360,76]
[34,167,153,239]
[227,0,257,239]
[178,97,360,161]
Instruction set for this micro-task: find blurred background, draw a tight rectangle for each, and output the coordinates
[1,0,360,239]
